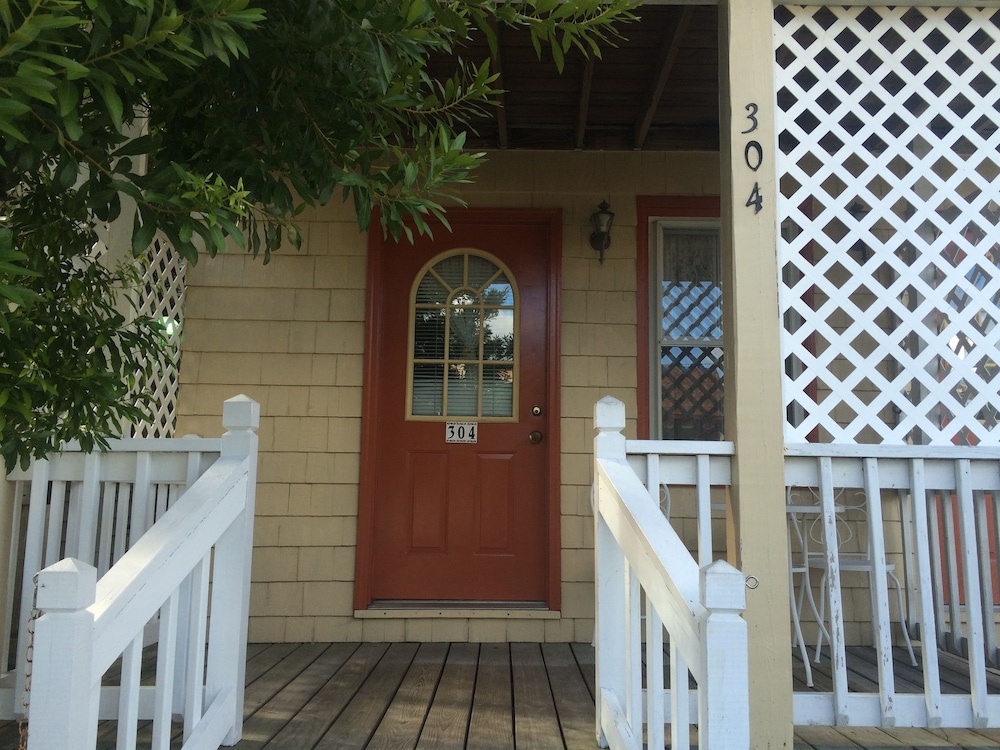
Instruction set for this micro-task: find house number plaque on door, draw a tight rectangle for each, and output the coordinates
[445,422,478,443]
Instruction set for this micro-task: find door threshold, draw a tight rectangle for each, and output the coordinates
[357,600,559,619]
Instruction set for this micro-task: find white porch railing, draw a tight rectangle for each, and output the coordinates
[2,395,259,750]
[594,395,1000,733]
[593,396,749,749]
[786,444,1000,729]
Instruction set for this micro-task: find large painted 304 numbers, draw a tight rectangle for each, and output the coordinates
[742,102,763,214]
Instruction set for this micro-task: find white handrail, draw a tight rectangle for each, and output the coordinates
[23,395,259,750]
[594,396,749,749]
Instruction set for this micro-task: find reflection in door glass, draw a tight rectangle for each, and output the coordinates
[416,274,448,304]
[409,252,517,419]
[447,364,480,416]
[483,364,515,415]
[448,296,482,359]
[413,308,445,359]
[484,278,514,305]
[483,309,514,361]
[412,364,444,416]
[468,255,500,289]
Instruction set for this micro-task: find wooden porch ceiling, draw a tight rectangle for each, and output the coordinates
[430,4,721,152]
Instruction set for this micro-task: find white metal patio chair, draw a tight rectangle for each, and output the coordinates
[786,489,834,687]
[793,486,917,668]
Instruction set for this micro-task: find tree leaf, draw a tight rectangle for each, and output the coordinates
[55,79,79,116]
[131,210,157,256]
[92,79,125,132]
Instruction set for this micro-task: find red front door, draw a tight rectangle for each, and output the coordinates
[356,210,560,608]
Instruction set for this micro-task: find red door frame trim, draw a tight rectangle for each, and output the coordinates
[636,196,721,439]
[355,208,562,611]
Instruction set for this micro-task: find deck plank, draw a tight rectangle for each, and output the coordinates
[836,726,922,748]
[467,643,515,750]
[795,725,864,749]
[366,642,449,750]
[415,643,478,750]
[876,726,971,747]
[262,642,388,749]
[542,643,598,750]
[926,728,1000,748]
[243,643,331,717]
[511,642,563,750]
[14,642,1000,749]
[239,643,361,749]
[315,642,420,750]
[245,643,302,688]
[0,720,23,750]
[570,642,596,702]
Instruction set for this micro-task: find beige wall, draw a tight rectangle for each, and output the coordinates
[176,149,720,643]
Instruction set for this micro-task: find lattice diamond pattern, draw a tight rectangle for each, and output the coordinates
[775,5,1000,444]
[663,282,723,341]
[130,237,186,438]
[660,346,724,441]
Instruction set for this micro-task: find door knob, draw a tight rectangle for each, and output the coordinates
[529,430,543,444]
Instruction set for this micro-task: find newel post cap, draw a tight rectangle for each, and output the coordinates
[36,558,97,611]
[594,396,626,433]
[700,559,746,612]
[223,395,261,432]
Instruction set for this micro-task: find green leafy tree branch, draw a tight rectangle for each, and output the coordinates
[0,0,634,470]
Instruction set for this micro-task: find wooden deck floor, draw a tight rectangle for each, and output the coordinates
[6,642,1000,748]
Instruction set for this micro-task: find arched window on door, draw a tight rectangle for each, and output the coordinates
[408,250,518,420]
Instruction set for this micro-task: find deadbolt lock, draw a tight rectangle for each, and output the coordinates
[531,405,542,416]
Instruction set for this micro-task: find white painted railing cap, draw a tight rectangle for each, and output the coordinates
[36,558,97,610]
[595,396,626,432]
[223,394,260,432]
[699,559,746,611]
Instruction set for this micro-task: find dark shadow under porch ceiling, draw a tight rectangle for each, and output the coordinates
[428,4,721,152]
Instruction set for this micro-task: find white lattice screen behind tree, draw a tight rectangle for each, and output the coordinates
[774,5,1000,445]
[130,237,186,438]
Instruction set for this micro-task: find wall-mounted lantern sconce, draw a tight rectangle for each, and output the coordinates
[590,200,615,263]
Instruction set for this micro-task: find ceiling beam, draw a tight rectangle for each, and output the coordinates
[632,6,693,150]
[575,55,595,149]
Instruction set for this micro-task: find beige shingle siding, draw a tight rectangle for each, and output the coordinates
[177,150,721,642]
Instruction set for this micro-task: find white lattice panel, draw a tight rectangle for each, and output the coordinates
[775,5,1000,445]
[130,236,186,438]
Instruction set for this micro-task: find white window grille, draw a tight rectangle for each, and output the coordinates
[775,5,1000,445]
[130,236,186,438]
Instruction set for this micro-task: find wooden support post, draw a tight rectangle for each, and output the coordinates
[719,0,794,743]
[699,560,749,749]
[28,558,98,750]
